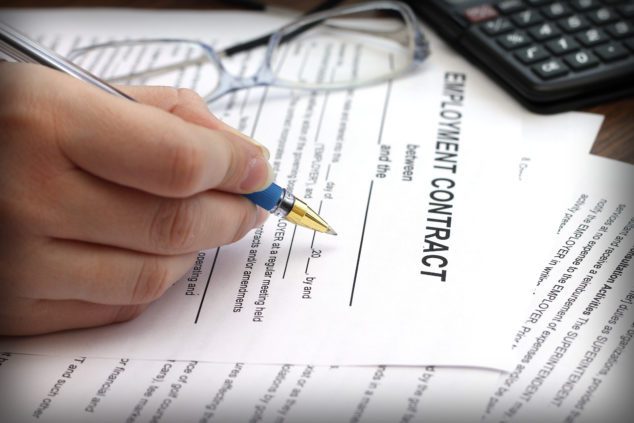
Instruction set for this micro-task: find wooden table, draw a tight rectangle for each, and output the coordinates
[2,0,632,164]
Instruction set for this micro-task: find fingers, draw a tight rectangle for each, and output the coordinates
[0,65,276,336]
[64,89,273,196]
[121,86,270,159]
[7,64,274,197]
[0,297,148,336]
[120,85,224,127]
[8,239,196,305]
[42,170,267,254]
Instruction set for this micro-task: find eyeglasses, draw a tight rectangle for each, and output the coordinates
[66,1,430,104]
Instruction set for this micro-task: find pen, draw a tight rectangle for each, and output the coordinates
[0,22,336,235]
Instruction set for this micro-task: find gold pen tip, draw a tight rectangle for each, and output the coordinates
[326,227,338,236]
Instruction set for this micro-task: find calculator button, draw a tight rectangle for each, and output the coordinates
[576,28,608,46]
[546,36,580,54]
[533,59,569,79]
[496,0,526,14]
[606,21,634,39]
[594,43,629,62]
[515,45,550,63]
[542,2,572,19]
[465,5,499,23]
[512,9,544,27]
[587,7,618,25]
[625,38,634,52]
[617,4,634,18]
[529,22,562,40]
[481,18,514,35]
[525,0,549,5]
[497,31,531,49]
[563,50,600,69]
[570,0,600,11]
[558,15,591,33]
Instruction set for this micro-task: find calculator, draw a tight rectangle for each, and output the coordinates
[404,0,634,113]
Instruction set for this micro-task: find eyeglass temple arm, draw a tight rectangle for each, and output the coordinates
[221,0,344,57]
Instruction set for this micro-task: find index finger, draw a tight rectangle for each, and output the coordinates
[35,66,274,197]
[120,85,270,159]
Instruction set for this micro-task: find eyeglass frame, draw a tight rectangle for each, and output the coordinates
[67,0,430,104]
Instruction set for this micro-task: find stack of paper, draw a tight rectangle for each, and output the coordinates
[0,9,631,423]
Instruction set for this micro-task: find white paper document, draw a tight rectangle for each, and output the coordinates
[1,154,630,422]
[482,155,634,423]
[0,354,501,423]
[0,9,531,368]
[1,7,629,423]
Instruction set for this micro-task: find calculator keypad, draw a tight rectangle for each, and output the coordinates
[470,0,634,83]
[529,22,562,39]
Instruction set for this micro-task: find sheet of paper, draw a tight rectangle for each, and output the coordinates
[0,9,532,369]
[1,153,630,423]
[481,155,634,422]
[0,8,618,422]
[517,111,603,185]
[0,105,606,422]
[0,353,502,423]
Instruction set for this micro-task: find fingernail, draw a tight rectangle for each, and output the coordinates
[240,156,274,192]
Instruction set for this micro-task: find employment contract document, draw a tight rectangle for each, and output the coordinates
[1,153,629,423]
[0,9,556,368]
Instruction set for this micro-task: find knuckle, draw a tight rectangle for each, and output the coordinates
[0,67,71,162]
[219,139,244,188]
[131,257,172,303]
[164,141,206,196]
[149,198,202,253]
[113,304,146,324]
[175,87,204,105]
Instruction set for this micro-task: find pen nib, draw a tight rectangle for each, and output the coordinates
[286,198,337,235]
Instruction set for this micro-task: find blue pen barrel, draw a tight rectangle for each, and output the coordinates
[243,183,284,212]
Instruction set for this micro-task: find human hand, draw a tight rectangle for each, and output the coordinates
[0,63,272,335]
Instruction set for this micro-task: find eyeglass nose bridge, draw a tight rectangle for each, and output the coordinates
[208,59,278,102]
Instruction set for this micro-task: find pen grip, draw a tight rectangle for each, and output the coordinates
[243,183,284,212]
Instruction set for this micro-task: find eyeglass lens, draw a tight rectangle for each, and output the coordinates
[67,6,415,100]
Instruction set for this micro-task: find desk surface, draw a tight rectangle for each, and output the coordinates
[2,0,632,164]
